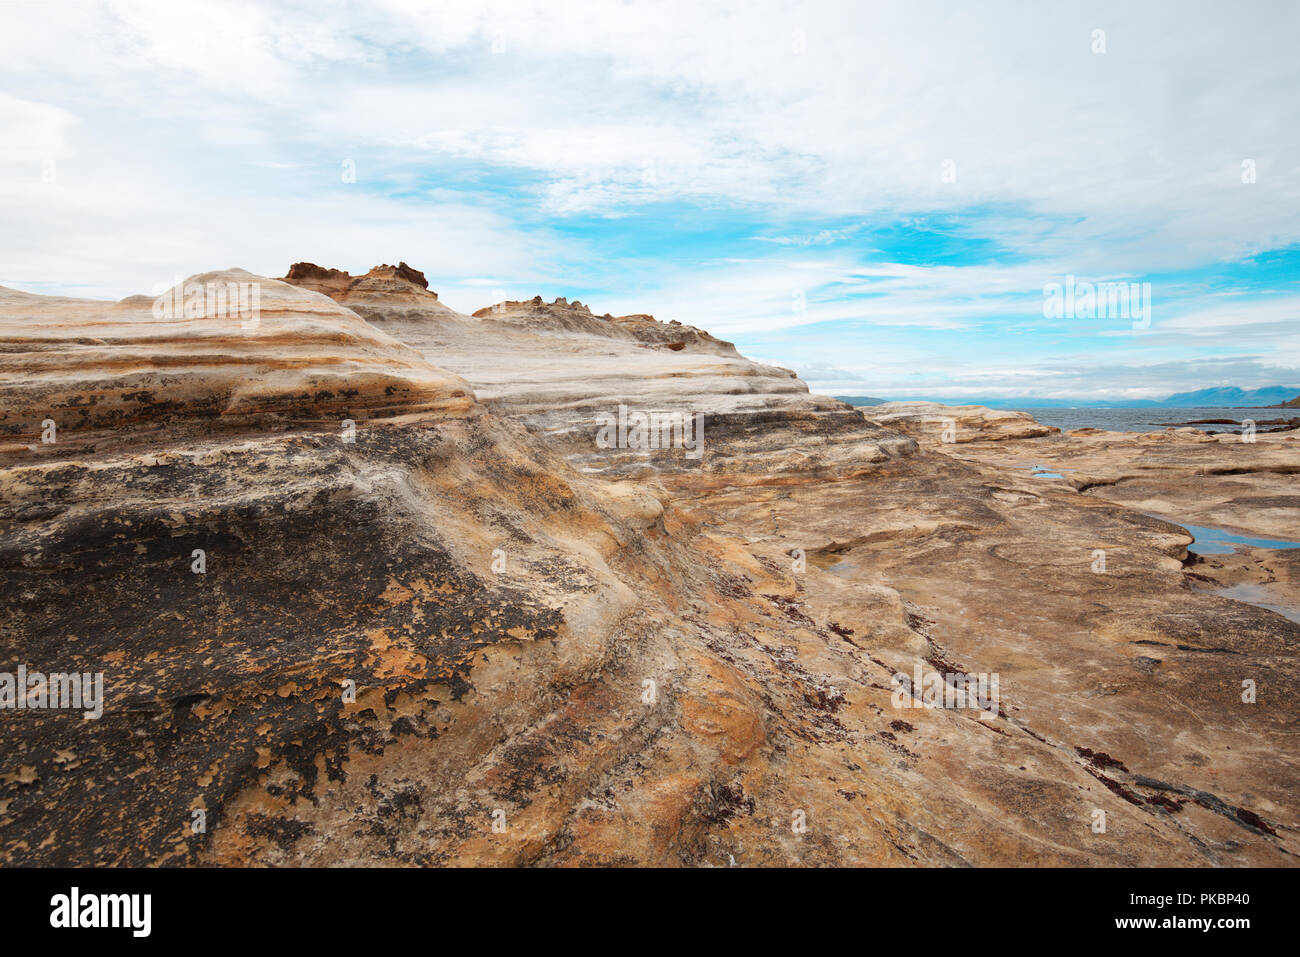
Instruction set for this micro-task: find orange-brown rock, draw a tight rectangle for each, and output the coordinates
[1,266,1295,867]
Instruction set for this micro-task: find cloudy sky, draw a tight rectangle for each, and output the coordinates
[2,0,1297,400]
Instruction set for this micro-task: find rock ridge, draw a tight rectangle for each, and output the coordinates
[1,264,1295,868]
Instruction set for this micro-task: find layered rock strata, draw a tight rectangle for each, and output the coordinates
[0,271,472,458]
[0,266,1294,866]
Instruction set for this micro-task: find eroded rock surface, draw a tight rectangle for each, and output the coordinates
[867,401,1060,442]
[933,418,1300,644]
[0,267,1294,866]
[0,270,472,458]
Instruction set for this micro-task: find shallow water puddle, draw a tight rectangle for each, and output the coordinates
[1161,518,1300,623]
[1213,583,1300,624]
[1177,522,1300,556]
[1009,462,1068,479]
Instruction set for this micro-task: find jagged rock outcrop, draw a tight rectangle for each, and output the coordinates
[285,261,432,296]
[282,262,464,325]
[1,265,1296,867]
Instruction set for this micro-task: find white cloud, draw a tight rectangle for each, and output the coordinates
[0,0,1296,397]
[0,93,76,162]
[6,1,1298,268]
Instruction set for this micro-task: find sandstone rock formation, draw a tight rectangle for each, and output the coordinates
[289,264,907,478]
[282,262,464,325]
[1,266,1295,867]
[0,270,472,457]
[867,401,1060,442]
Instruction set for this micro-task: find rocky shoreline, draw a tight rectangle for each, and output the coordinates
[1,267,1295,866]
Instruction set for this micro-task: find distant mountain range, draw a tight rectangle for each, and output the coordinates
[835,385,1300,409]
[1163,386,1300,407]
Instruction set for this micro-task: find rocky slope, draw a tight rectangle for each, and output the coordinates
[0,266,1295,866]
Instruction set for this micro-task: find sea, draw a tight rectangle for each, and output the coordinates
[1007,406,1291,433]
